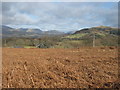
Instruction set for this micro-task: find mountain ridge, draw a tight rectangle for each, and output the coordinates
[2,25,65,38]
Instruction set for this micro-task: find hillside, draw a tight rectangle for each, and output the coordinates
[2,26,119,48]
[44,30,64,35]
[74,26,119,35]
[2,25,65,38]
[61,26,119,47]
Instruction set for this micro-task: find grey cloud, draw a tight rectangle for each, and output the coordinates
[2,2,118,31]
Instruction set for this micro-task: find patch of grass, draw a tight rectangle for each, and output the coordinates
[24,46,36,48]
[97,32,106,37]
[52,40,84,48]
[65,33,87,39]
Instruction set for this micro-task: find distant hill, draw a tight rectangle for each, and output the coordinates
[2,25,119,48]
[74,26,119,35]
[2,25,65,38]
[44,30,64,35]
[19,28,43,34]
[63,26,119,46]
[66,31,76,34]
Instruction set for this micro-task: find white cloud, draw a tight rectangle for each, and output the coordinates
[2,2,118,31]
[1,0,120,2]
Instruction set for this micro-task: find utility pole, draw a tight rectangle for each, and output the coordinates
[93,32,95,47]
[4,39,7,47]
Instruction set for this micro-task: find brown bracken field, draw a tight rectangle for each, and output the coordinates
[2,47,119,88]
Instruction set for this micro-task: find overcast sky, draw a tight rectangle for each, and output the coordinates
[2,2,118,32]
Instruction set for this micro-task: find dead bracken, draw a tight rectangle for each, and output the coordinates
[2,47,119,88]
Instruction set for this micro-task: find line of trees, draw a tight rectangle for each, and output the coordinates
[2,36,63,48]
[2,34,118,48]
